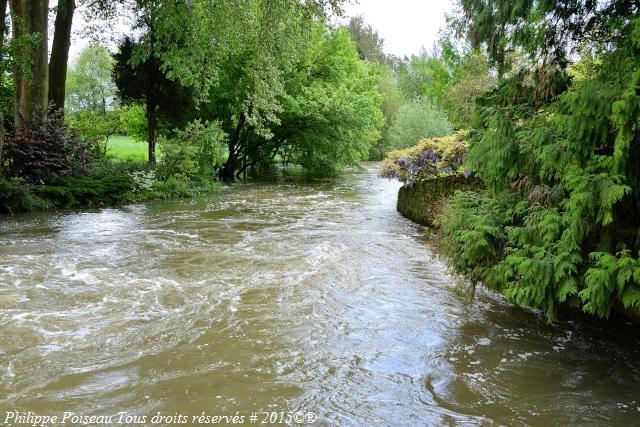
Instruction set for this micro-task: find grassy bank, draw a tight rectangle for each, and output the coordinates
[0,135,222,215]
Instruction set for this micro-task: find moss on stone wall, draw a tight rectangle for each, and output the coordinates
[397,175,480,227]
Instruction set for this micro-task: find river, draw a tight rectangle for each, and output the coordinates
[1,165,639,426]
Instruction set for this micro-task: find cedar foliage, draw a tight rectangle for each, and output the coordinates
[443,1,640,320]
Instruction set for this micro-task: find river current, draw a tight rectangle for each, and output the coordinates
[1,166,639,426]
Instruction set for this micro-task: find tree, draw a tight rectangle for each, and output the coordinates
[368,64,403,160]
[0,0,8,170]
[10,0,48,128]
[66,43,117,113]
[113,37,194,165]
[198,0,347,180]
[48,0,75,111]
[48,0,131,113]
[272,27,383,175]
[387,98,452,150]
[442,0,640,320]
[346,16,385,63]
[441,51,494,128]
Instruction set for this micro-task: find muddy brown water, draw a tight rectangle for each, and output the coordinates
[1,166,639,426]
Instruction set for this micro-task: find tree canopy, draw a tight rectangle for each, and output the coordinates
[66,43,117,114]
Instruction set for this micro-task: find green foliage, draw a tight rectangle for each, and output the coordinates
[205,15,382,179]
[90,155,150,178]
[582,250,640,318]
[345,15,386,63]
[113,37,195,121]
[277,28,383,176]
[129,170,156,193]
[156,120,228,181]
[0,178,51,213]
[146,176,222,199]
[441,5,640,320]
[65,43,117,114]
[368,64,404,160]
[119,104,147,141]
[387,98,452,150]
[32,175,134,207]
[0,72,14,133]
[392,53,452,103]
[67,110,121,143]
[149,176,194,198]
[441,52,494,128]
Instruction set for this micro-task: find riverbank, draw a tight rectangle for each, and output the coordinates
[0,174,223,215]
[395,176,640,323]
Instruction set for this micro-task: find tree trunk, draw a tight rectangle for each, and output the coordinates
[0,0,8,171]
[147,101,157,165]
[220,153,237,182]
[10,0,49,129]
[219,113,245,182]
[48,0,75,112]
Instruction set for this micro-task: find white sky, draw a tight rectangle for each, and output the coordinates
[341,0,455,58]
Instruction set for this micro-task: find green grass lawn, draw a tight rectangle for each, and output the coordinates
[106,135,150,161]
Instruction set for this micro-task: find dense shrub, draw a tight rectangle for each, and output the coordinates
[119,103,147,141]
[156,120,228,181]
[31,175,134,207]
[150,176,193,198]
[67,110,121,144]
[3,106,98,181]
[90,158,151,179]
[380,131,470,183]
[387,98,453,151]
[0,179,51,214]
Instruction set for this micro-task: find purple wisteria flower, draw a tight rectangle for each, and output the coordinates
[394,157,408,167]
[462,170,472,179]
[420,150,440,163]
[440,167,454,174]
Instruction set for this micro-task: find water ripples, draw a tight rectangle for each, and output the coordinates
[1,166,640,425]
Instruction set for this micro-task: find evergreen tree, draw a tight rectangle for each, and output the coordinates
[443,0,640,320]
[113,37,193,165]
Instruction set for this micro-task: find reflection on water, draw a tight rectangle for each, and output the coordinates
[1,165,639,425]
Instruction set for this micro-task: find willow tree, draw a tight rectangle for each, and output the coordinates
[198,0,350,180]
[264,27,383,175]
[443,0,640,319]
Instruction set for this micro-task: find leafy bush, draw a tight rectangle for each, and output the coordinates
[67,110,121,143]
[0,178,51,214]
[380,131,469,183]
[119,103,147,141]
[150,176,194,198]
[3,106,98,181]
[129,170,156,193]
[0,73,15,135]
[156,120,227,181]
[90,157,151,179]
[387,98,453,150]
[32,175,134,207]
